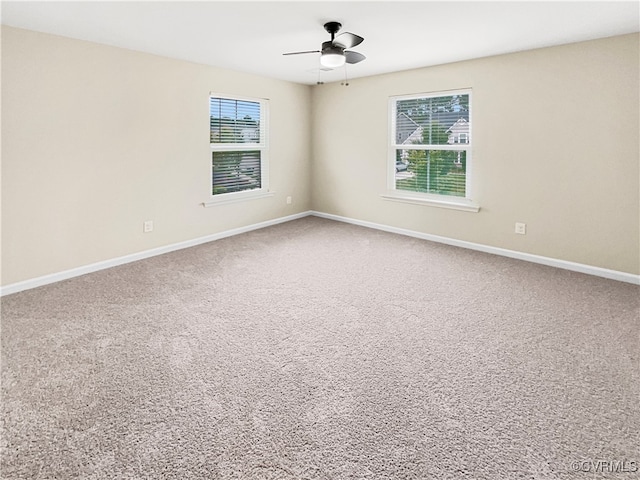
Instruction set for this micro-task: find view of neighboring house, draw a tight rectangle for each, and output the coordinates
[396,110,470,147]
[395,110,470,168]
[446,118,470,144]
[241,125,259,143]
[446,117,470,166]
[395,113,423,167]
[396,112,423,145]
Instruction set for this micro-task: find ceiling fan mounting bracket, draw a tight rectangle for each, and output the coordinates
[324,21,342,39]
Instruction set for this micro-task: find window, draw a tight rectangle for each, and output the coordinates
[208,94,269,203]
[387,90,476,211]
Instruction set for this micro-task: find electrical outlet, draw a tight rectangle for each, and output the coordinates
[515,222,526,235]
[143,220,153,233]
[286,196,292,205]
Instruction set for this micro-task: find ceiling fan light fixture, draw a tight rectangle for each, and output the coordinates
[319,41,346,69]
[320,52,346,68]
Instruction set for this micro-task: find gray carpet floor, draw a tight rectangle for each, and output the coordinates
[1,216,639,479]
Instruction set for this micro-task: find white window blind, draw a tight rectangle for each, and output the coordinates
[390,90,472,199]
[209,95,268,197]
[210,97,264,145]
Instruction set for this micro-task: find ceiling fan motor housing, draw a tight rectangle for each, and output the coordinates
[321,41,344,56]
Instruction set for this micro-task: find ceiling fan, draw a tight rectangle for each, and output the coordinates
[283,21,366,69]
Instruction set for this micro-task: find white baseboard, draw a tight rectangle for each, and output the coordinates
[310,211,640,285]
[3,209,638,296]
[0,211,311,296]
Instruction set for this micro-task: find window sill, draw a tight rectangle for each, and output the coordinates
[203,190,274,207]
[380,193,480,212]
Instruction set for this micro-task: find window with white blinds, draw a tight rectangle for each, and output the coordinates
[390,90,472,200]
[209,95,268,198]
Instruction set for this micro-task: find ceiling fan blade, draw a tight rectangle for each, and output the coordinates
[345,51,366,64]
[283,50,320,56]
[333,32,364,49]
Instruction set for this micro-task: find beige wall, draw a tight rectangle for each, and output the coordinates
[311,33,640,275]
[2,27,638,287]
[1,26,312,285]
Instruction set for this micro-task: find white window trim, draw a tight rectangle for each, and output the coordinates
[384,88,479,212]
[205,93,271,206]
[380,193,479,212]
[203,190,275,207]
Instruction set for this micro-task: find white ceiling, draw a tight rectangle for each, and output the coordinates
[2,1,638,85]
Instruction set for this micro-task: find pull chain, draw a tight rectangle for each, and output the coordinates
[341,64,350,86]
